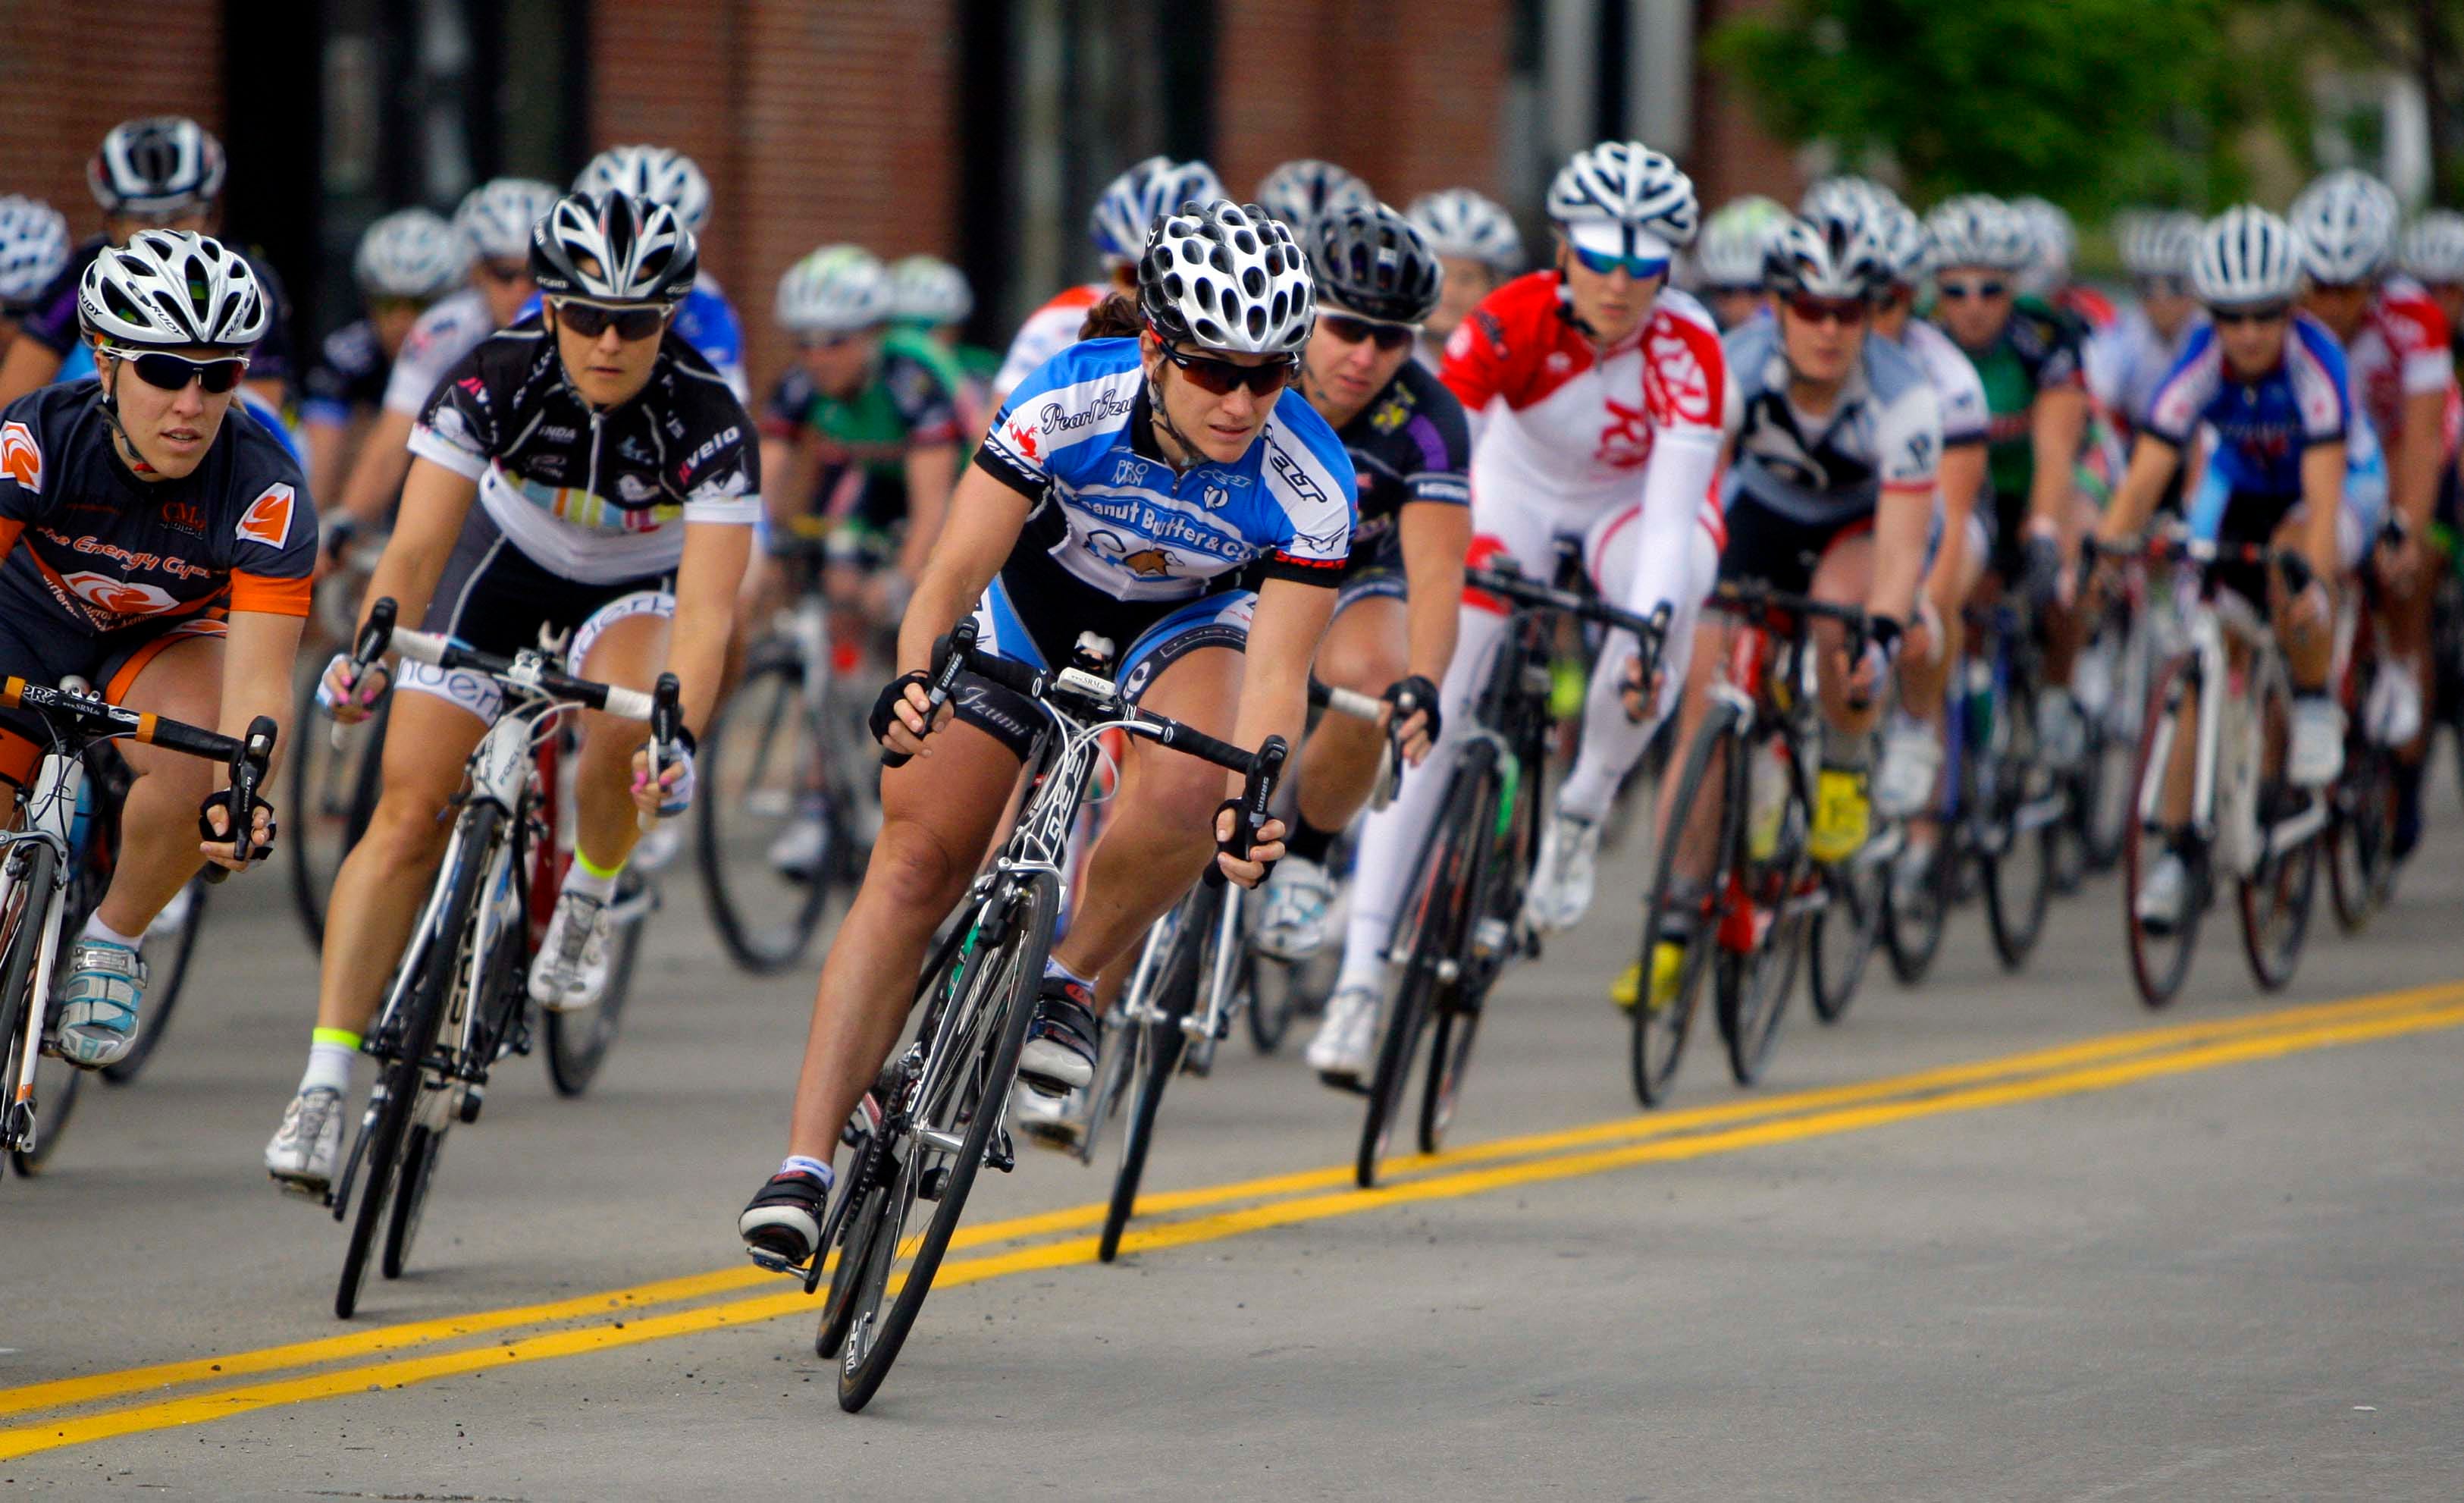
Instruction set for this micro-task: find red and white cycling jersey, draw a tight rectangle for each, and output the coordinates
[992,283,1109,399]
[2345,275,2462,460]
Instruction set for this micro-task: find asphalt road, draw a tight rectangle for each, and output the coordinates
[3,752,2461,1500]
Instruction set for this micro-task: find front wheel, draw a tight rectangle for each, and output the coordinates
[1099,890,1208,1263]
[696,651,835,975]
[1808,846,1884,1024]
[2324,739,2397,933]
[2238,665,2318,992]
[1632,701,1742,1107]
[2123,656,2202,1009]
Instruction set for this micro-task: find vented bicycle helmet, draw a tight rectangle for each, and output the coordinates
[354,208,470,301]
[1309,202,1443,325]
[530,190,698,306]
[2399,209,2464,286]
[1405,188,1523,272]
[1546,141,1699,248]
[889,254,973,326]
[2011,195,2077,293]
[0,196,71,309]
[455,178,562,262]
[79,230,268,349]
[1924,194,2034,272]
[1139,200,1315,355]
[1694,196,1791,289]
[1090,156,1227,263]
[89,116,226,217]
[574,146,713,236]
[776,246,894,334]
[1255,160,1375,235]
[2191,206,2303,307]
[2288,168,2400,284]
[2117,209,2202,279]
[1764,215,1891,302]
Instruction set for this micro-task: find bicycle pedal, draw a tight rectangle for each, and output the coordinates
[1317,1071,1372,1097]
[917,1165,948,1201]
[457,1086,484,1125]
[985,1129,1015,1174]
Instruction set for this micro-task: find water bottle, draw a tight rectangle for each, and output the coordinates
[67,775,93,859]
[1964,657,1996,753]
[1748,745,1787,861]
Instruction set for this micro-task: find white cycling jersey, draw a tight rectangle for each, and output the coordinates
[992,283,1108,401]
[381,287,497,418]
[2086,304,2207,435]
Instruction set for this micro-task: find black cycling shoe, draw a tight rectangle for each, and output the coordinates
[1017,977,1099,1096]
[738,1168,832,1267]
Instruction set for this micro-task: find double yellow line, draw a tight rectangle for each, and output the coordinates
[4,980,2459,1461]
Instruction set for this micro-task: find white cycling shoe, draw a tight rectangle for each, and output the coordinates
[2365,664,2422,748]
[1522,810,1600,935]
[2288,696,2344,788]
[1254,855,1335,961]
[2135,851,2189,935]
[1305,984,1381,1084]
[529,892,613,1012]
[1875,717,1942,821]
[768,808,829,881]
[265,1086,345,1196]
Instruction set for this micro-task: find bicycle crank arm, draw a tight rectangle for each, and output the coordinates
[2263,802,2329,860]
[2014,792,2069,833]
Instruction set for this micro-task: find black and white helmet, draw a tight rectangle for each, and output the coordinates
[88,116,226,217]
[1254,160,1375,236]
[1763,215,1890,302]
[1309,202,1444,325]
[776,246,893,334]
[2288,168,2399,284]
[454,177,561,262]
[574,146,712,236]
[1089,156,1227,263]
[1693,196,1790,289]
[78,230,268,350]
[889,254,973,325]
[2191,206,2303,307]
[1798,175,1893,228]
[2117,209,2202,279]
[1867,199,1930,286]
[353,208,470,300]
[1923,194,2034,271]
[1139,200,1315,356]
[0,196,71,308]
[2400,210,2464,286]
[530,190,698,306]
[1545,141,1699,248]
[1404,189,1523,272]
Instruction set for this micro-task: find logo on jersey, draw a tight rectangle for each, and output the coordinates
[1595,397,1657,468]
[1036,391,1135,439]
[1203,484,1230,512]
[1008,422,1039,460]
[237,483,296,549]
[1,421,41,493]
[161,500,208,536]
[617,473,661,503]
[1643,321,1717,426]
[61,571,180,618]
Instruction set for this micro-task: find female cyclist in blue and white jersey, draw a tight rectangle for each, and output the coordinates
[740,200,1356,1258]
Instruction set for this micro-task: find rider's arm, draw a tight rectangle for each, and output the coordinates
[668,521,754,737]
[2297,439,2346,583]
[218,608,305,796]
[1930,441,1986,588]
[1224,573,1337,808]
[2392,388,2449,533]
[1397,500,1471,686]
[2096,433,2183,544]
[2025,383,2086,539]
[1869,388,1941,625]
[894,463,1029,674]
[353,457,479,635]
[334,409,418,532]
[765,431,822,536]
[895,442,959,579]
[1623,425,1723,623]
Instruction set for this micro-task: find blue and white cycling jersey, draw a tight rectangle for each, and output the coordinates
[974,337,1356,604]
[2187,404,2386,568]
[2146,311,2351,499]
[516,271,747,401]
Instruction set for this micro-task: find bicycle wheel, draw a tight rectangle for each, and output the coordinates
[1246,945,1331,1055]
[337,802,500,1319]
[1718,738,1814,1087]
[1808,845,1884,1024]
[2238,670,2318,992]
[1980,680,2056,971]
[1881,835,1952,985]
[695,651,832,974]
[288,685,387,946]
[381,1122,445,1279]
[837,871,1058,1414]
[2324,736,2397,933]
[1416,997,1481,1156]
[0,843,67,1175]
[99,877,210,1086]
[2123,656,2203,1008]
[544,867,644,1096]
[1099,893,1206,1263]
[1632,701,1743,1108]
[813,1105,889,1361]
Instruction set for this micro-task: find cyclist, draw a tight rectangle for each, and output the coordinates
[2093,206,2353,930]
[299,209,470,514]
[0,231,304,1068]
[1303,141,1726,1080]
[572,146,748,400]
[0,196,70,356]
[265,191,756,1192]
[752,246,964,877]
[1251,203,1470,962]
[325,178,562,542]
[887,252,998,436]
[2089,210,2208,441]
[2,117,294,413]
[1255,158,1376,236]
[2014,195,2118,333]
[1403,187,1525,366]
[992,155,1224,409]
[2400,210,2464,345]
[1691,195,1790,331]
[738,199,1350,1247]
[2289,169,2459,859]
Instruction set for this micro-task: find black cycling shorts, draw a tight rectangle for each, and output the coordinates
[1716,496,1874,598]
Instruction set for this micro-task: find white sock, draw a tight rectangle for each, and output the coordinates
[779,1154,833,1188]
[80,914,143,951]
[300,1040,356,1097]
[562,858,620,903]
[1042,956,1093,991]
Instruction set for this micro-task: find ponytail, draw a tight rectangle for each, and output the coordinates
[1078,292,1145,341]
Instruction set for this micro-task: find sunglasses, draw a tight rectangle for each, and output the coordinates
[550,299,669,341]
[1569,243,1672,281]
[2134,275,2191,299]
[1318,312,1417,351]
[474,258,529,284]
[107,349,249,394]
[798,330,870,351]
[1157,340,1297,397]
[367,294,433,318]
[1936,278,2008,301]
[1786,294,1869,328]
[2209,303,2291,327]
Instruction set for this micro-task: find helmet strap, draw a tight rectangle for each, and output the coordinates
[93,359,159,476]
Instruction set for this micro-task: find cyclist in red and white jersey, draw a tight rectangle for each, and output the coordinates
[989,155,1222,409]
[2401,212,2464,348]
[2291,168,2460,858]
[1306,140,1726,1081]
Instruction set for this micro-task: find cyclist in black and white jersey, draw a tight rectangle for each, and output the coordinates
[265,190,757,1195]
[300,209,471,516]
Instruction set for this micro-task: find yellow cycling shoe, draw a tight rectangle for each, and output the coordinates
[1613,940,1688,1013]
[1808,765,1871,866]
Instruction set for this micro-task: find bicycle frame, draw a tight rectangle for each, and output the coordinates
[1,751,82,1131]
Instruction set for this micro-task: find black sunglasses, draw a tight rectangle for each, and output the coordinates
[109,349,249,394]
[1318,312,1417,352]
[550,299,668,341]
[1785,294,1869,328]
[1937,278,2008,301]
[474,258,529,284]
[2209,303,2291,327]
[1157,340,1297,397]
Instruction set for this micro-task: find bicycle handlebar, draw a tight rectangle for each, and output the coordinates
[0,677,277,877]
[351,599,664,722]
[2084,532,2315,594]
[1465,561,1667,645]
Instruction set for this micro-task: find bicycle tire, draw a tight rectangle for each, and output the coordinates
[1880,836,1951,984]
[2324,738,2397,933]
[17,810,107,1173]
[0,842,57,1171]
[337,802,500,1319]
[813,1147,888,1360]
[1808,849,1883,1024]
[1980,680,2055,971]
[1631,700,1742,1108]
[544,868,644,1097]
[2123,656,2203,1008]
[1100,886,1208,1263]
[99,877,210,1086]
[838,871,1058,1414]
[381,1122,445,1279]
[695,653,832,975]
[2237,667,2318,992]
[1717,736,1813,1087]
[1416,1000,1481,1156]
[1418,741,1525,1156]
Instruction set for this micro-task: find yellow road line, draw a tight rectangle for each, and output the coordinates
[3,990,2455,1463]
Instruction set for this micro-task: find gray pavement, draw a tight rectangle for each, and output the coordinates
[3,753,2461,1499]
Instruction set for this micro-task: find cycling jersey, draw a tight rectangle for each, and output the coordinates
[888,328,992,448]
[1941,294,2085,506]
[2147,311,2351,499]
[2341,275,2462,463]
[2087,305,2208,437]
[15,234,296,388]
[1721,316,1942,528]
[381,288,498,418]
[992,284,1108,397]
[756,339,961,558]
[408,313,760,585]
[1888,318,1988,450]
[1329,357,1471,576]
[300,318,389,428]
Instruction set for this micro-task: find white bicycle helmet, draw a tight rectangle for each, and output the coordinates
[1798,176,1894,227]
[1089,156,1227,264]
[1254,159,1375,235]
[1547,140,1700,249]
[0,196,71,308]
[2191,206,2302,308]
[530,190,698,306]
[1924,194,2034,272]
[353,208,470,301]
[2116,209,2202,279]
[1139,199,1315,356]
[2400,210,2464,286]
[78,230,268,350]
[1866,199,1931,287]
[88,116,226,217]
[889,254,973,326]
[1404,188,1524,272]
[2289,168,2400,284]
[1693,196,1791,289]
[1763,215,1891,302]
[454,177,562,262]
[575,146,712,236]
[776,246,894,334]
[2011,195,2077,293]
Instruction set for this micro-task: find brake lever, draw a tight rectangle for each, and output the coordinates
[881,617,980,770]
[205,714,280,885]
[638,673,683,832]
[1205,734,1288,888]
